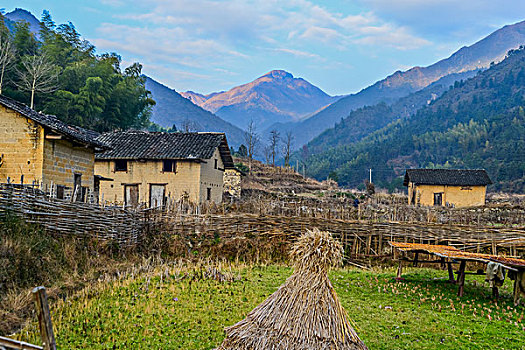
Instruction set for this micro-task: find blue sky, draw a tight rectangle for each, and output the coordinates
[4,1,525,95]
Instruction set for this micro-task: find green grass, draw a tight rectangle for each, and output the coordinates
[16,264,525,349]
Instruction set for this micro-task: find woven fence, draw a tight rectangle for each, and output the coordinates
[219,194,525,227]
[1,183,525,257]
[144,208,525,258]
[0,184,142,246]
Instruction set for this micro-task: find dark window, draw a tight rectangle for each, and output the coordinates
[433,193,443,206]
[56,185,65,199]
[80,186,88,202]
[115,160,127,172]
[162,160,176,172]
[207,187,212,201]
[214,159,218,169]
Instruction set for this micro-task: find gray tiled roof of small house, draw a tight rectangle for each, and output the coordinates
[403,169,492,187]
[95,130,235,168]
[0,94,106,149]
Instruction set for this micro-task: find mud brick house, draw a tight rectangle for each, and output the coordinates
[404,169,492,207]
[0,95,105,200]
[94,130,234,206]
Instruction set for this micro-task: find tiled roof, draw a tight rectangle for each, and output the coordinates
[95,130,234,168]
[0,94,105,149]
[403,169,492,186]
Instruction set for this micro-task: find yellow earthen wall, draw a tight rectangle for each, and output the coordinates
[42,139,95,190]
[199,148,225,203]
[95,159,204,205]
[409,183,487,207]
[0,106,44,184]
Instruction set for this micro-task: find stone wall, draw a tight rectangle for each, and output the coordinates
[223,168,241,198]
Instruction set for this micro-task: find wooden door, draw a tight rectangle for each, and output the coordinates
[150,184,165,208]
[433,192,443,206]
[125,185,139,208]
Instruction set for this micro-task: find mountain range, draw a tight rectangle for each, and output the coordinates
[273,19,525,148]
[144,77,245,147]
[181,70,340,131]
[299,46,525,192]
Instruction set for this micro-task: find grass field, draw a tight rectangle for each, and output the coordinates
[16,263,525,349]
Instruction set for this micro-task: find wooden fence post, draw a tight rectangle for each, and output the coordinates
[32,286,56,350]
[457,261,466,297]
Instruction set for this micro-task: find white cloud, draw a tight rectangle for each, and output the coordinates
[98,0,125,6]
[357,0,525,41]
[273,48,324,60]
[90,0,433,92]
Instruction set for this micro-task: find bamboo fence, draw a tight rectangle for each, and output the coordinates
[1,184,524,257]
[144,209,525,258]
[0,184,142,246]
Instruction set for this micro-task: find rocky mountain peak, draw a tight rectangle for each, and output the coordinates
[261,70,293,80]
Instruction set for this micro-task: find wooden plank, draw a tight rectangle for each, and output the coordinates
[32,287,56,350]
[0,336,43,350]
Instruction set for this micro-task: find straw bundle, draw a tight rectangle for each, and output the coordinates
[217,228,368,350]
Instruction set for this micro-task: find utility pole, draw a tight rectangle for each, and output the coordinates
[369,168,372,183]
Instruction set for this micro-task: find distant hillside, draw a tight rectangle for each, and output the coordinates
[306,70,479,155]
[145,77,245,147]
[182,70,340,131]
[278,19,525,148]
[180,91,222,106]
[4,8,41,35]
[301,47,525,192]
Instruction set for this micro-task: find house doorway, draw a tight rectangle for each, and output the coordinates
[124,185,139,208]
[433,192,443,206]
[150,184,165,208]
[74,173,82,202]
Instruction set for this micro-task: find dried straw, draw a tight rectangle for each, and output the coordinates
[217,228,368,350]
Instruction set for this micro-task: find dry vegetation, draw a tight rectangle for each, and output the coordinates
[237,158,337,197]
[2,163,525,347]
[218,229,367,350]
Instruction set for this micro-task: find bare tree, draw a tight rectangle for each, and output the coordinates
[282,131,294,167]
[244,119,260,172]
[263,145,272,165]
[0,36,15,94]
[268,129,280,167]
[181,119,198,132]
[16,54,58,109]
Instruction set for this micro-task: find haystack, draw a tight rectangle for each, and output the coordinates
[217,228,368,350]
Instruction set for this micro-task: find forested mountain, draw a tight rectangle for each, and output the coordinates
[299,47,525,193]
[145,77,245,147]
[305,70,479,155]
[0,10,154,132]
[181,70,340,131]
[277,20,525,148]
